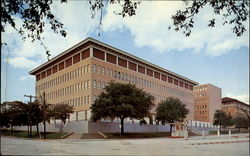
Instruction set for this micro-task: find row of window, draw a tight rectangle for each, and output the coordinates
[194,93,207,98]
[195,105,208,109]
[36,64,90,92]
[53,95,90,107]
[93,64,193,98]
[194,87,207,92]
[36,48,90,81]
[92,64,194,91]
[92,79,192,103]
[45,80,90,100]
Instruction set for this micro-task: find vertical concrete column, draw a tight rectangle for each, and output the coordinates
[116,56,118,65]
[90,46,93,57]
[184,130,188,140]
[104,52,107,62]
[229,130,231,137]
[217,129,220,136]
[202,130,205,138]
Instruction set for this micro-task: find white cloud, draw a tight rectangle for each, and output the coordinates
[20,75,34,81]
[225,93,249,104]
[8,57,40,69]
[102,1,249,56]
[1,1,100,69]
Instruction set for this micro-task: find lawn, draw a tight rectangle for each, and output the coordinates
[0,129,67,139]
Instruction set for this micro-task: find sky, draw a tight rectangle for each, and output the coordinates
[1,1,249,104]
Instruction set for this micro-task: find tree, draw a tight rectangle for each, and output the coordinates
[171,0,249,37]
[90,82,154,135]
[213,109,233,132]
[50,104,73,124]
[0,101,29,134]
[28,100,44,136]
[232,116,249,132]
[155,97,189,134]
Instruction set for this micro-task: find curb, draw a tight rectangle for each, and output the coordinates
[191,140,249,145]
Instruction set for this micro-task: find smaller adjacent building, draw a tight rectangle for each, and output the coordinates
[194,84,222,123]
[221,97,250,118]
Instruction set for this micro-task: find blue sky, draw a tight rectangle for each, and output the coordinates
[1,1,249,104]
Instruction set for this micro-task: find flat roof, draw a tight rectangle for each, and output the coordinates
[30,37,198,85]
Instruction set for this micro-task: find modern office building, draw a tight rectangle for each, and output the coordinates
[29,37,198,122]
[194,84,222,123]
[221,97,250,118]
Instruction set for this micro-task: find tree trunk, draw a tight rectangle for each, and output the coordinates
[120,118,124,135]
[36,124,39,135]
[170,125,173,134]
[27,125,30,137]
[219,125,221,133]
[30,125,32,137]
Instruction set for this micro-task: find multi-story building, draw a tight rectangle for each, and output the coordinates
[222,97,250,118]
[194,84,222,123]
[29,37,198,122]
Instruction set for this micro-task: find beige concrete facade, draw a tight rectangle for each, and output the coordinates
[221,97,250,118]
[194,84,222,123]
[30,37,198,122]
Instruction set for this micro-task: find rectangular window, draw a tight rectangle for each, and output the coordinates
[110,69,113,77]
[106,68,109,76]
[93,80,96,88]
[87,64,90,73]
[84,65,87,74]
[98,81,101,89]
[102,67,105,75]
[98,65,101,74]
[93,64,96,73]
[118,72,121,79]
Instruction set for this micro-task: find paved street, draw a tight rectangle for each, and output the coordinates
[1,134,249,155]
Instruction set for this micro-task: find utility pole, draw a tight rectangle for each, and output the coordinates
[24,94,37,137]
[43,91,46,139]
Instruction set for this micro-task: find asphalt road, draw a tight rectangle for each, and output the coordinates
[1,134,249,155]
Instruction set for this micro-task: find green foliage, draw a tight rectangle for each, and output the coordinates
[50,104,73,124]
[155,97,189,125]
[213,109,233,131]
[91,82,154,134]
[233,116,249,129]
[0,101,29,127]
[171,0,249,36]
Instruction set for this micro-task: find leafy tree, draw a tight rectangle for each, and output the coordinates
[233,116,249,132]
[171,0,249,37]
[90,82,154,135]
[155,97,189,134]
[213,109,233,132]
[0,101,29,134]
[28,100,44,135]
[50,104,73,124]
